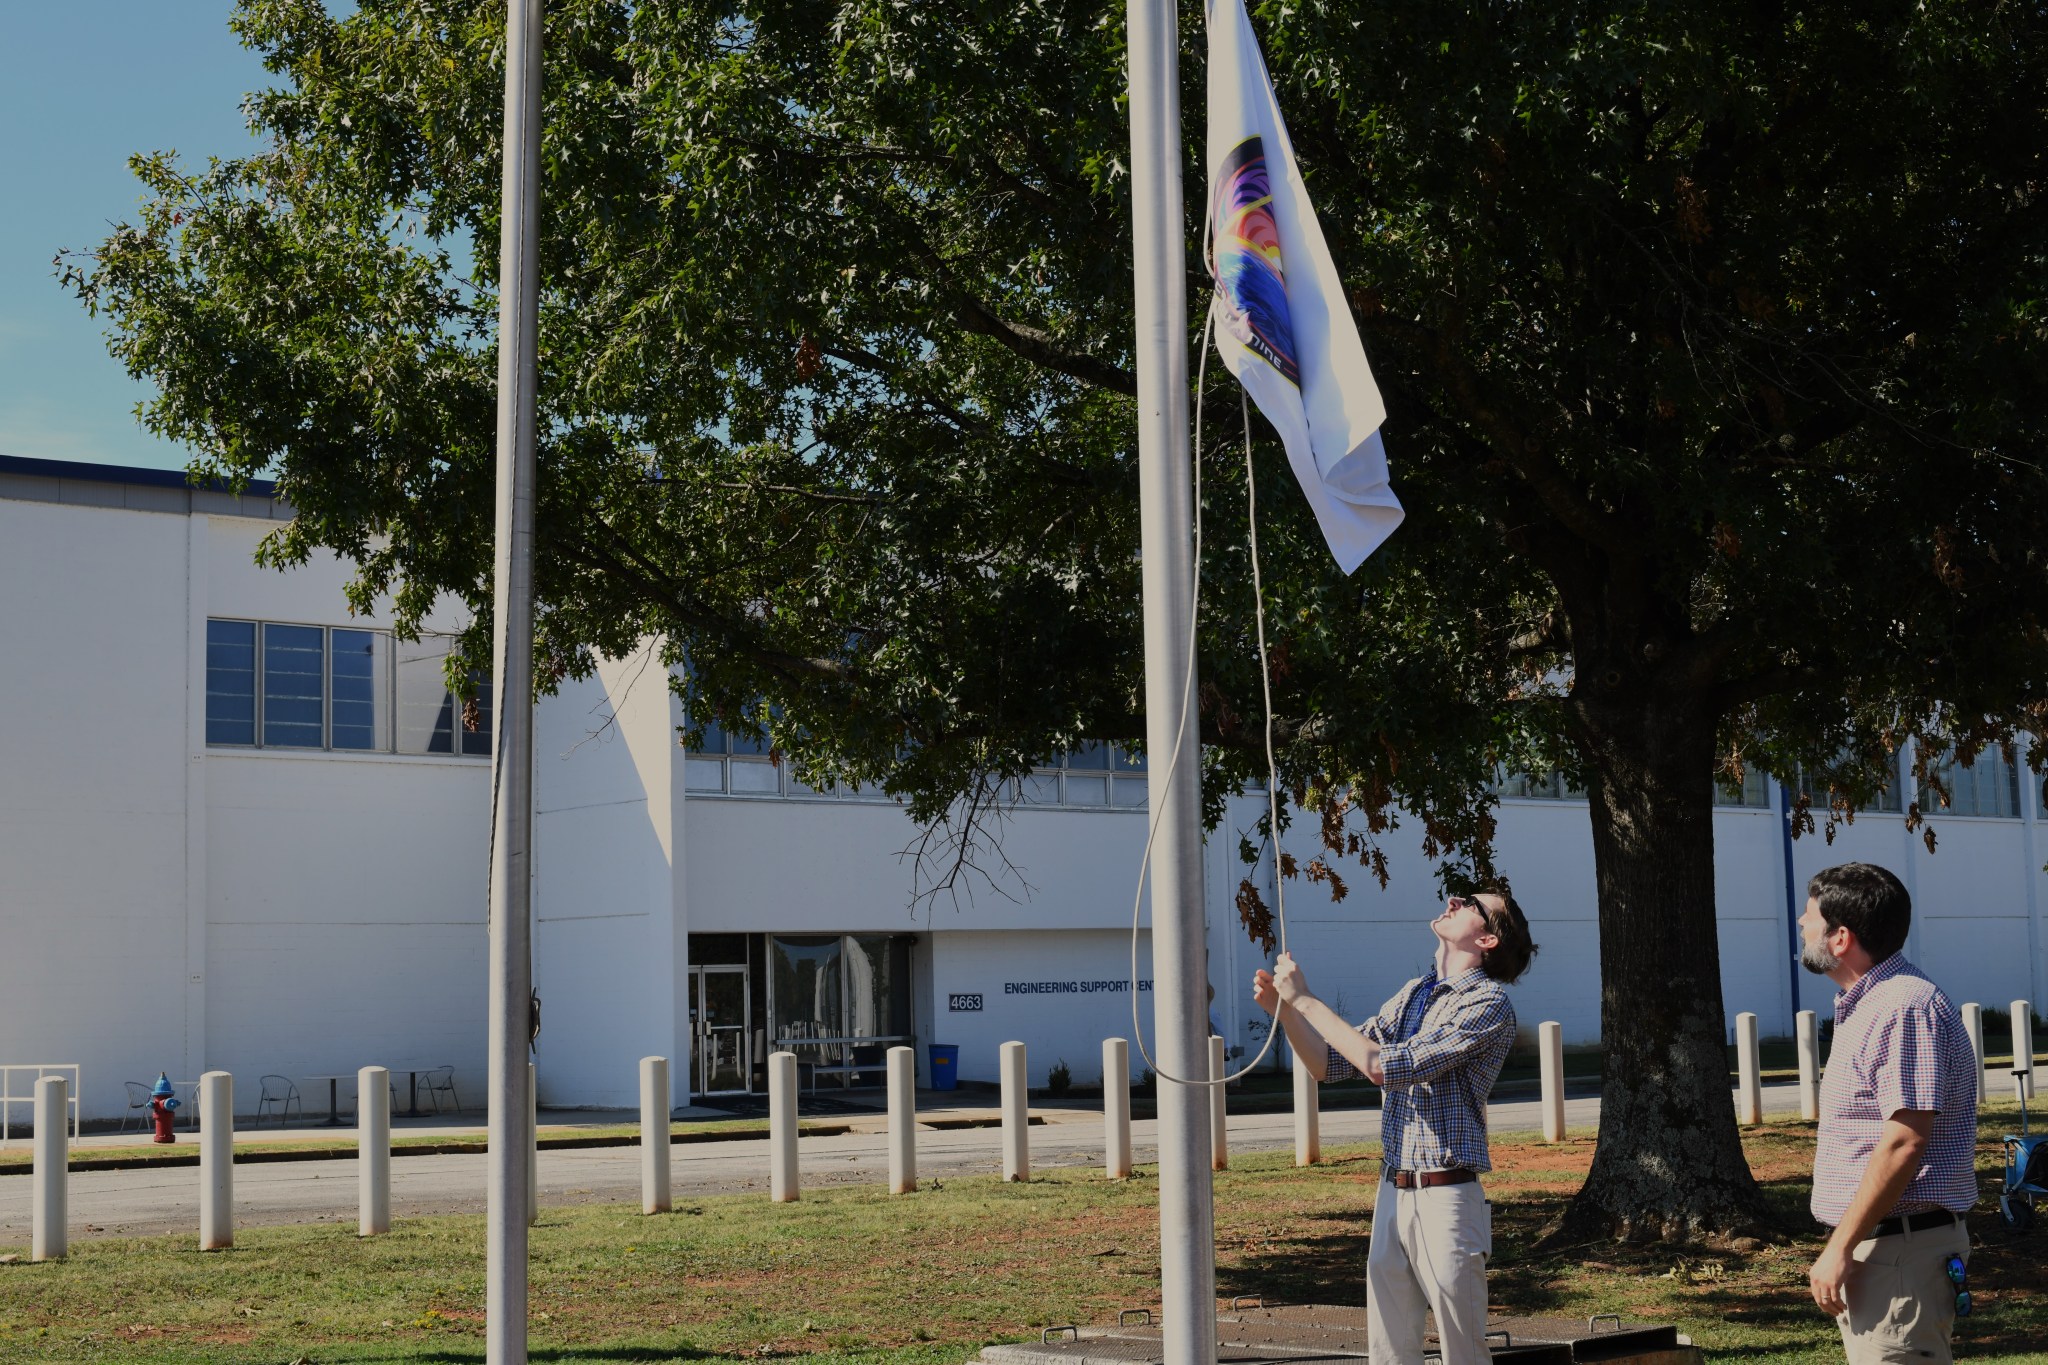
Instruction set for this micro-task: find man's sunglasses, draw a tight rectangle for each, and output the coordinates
[1946,1254,1972,1318]
[1449,895,1488,914]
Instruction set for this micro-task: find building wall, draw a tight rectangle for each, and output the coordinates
[534,647,687,1109]
[6,462,2046,1120]
[0,496,196,1122]
[925,928,1156,1087]
[0,477,496,1121]
[197,515,492,1107]
[1214,770,2046,1055]
[684,796,1153,935]
[202,752,488,1091]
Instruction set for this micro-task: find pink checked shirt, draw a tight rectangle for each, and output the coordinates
[1811,953,1978,1228]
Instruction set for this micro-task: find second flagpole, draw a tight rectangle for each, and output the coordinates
[488,1,543,1361]
[1127,3,1219,1365]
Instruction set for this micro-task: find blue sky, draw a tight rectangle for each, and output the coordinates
[0,4,273,471]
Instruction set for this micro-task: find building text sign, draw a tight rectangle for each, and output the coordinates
[1002,979,1152,996]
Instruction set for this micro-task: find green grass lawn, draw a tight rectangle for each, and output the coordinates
[4,1100,2045,1364]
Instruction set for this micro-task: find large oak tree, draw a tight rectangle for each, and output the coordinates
[67,0,2048,1237]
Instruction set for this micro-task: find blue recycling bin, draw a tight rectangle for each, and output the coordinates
[929,1043,961,1091]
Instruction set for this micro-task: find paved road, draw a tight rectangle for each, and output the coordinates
[0,1084,1808,1245]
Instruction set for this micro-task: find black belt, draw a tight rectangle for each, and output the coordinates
[1388,1168,1476,1190]
[1870,1208,1960,1239]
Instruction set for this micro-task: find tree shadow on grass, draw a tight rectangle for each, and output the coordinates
[1215,1228,1372,1309]
[1220,1181,1808,1324]
[1220,1170,2047,1361]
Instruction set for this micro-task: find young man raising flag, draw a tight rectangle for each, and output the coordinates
[1255,893,1538,1363]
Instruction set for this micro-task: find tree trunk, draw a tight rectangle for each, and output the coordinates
[1551,690,1777,1243]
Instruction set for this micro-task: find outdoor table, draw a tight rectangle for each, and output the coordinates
[386,1064,434,1118]
[303,1074,357,1127]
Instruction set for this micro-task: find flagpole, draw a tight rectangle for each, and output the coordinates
[487,1,542,1361]
[1127,4,1218,1365]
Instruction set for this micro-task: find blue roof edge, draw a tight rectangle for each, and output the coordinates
[0,453,277,498]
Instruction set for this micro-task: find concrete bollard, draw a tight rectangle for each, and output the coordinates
[528,1061,539,1225]
[640,1056,671,1214]
[2013,1000,2035,1099]
[1292,1048,1320,1167]
[1209,1035,1228,1172]
[1103,1039,1132,1179]
[1735,1012,1762,1126]
[1796,1011,1822,1121]
[1538,1021,1565,1142]
[358,1066,390,1236]
[199,1070,233,1251]
[887,1045,917,1194]
[1961,1004,1985,1105]
[1736,1010,1769,1129]
[32,1075,66,1261]
[1000,1041,1029,1181]
[769,1051,798,1202]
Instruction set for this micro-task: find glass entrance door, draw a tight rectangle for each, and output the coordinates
[691,966,750,1094]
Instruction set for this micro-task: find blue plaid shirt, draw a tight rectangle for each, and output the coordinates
[1325,967,1516,1173]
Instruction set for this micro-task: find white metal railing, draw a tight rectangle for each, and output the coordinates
[0,1065,83,1146]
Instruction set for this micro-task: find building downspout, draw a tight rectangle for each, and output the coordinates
[1779,777,1802,1034]
[2019,738,2046,1015]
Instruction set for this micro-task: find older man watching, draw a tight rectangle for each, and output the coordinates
[1801,861,1977,1364]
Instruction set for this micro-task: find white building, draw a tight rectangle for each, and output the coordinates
[3,455,2043,1122]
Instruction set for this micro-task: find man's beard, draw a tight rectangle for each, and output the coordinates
[1800,941,1840,975]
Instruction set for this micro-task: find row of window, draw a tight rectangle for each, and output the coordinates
[685,728,1150,808]
[1015,741,1149,809]
[205,619,491,756]
[1500,750,2027,820]
[1917,751,2024,820]
[683,718,895,799]
[208,633,2027,820]
[1783,753,2024,819]
[1495,769,1772,808]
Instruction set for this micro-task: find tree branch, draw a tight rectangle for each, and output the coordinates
[561,531,858,684]
[1714,660,1832,711]
[713,479,886,506]
[1364,315,1640,558]
[897,769,1034,916]
[900,235,1138,396]
[1508,608,1571,657]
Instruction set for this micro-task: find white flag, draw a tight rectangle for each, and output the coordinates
[1206,0,1403,573]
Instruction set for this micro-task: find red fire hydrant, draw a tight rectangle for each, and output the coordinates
[149,1073,180,1144]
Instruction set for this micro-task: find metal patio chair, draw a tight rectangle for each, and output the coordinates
[417,1066,460,1115]
[122,1080,152,1134]
[256,1074,303,1127]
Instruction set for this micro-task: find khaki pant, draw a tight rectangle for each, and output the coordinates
[1837,1217,1969,1364]
[1367,1173,1492,1364]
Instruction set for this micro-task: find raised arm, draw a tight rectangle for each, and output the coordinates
[1270,952,1382,1082]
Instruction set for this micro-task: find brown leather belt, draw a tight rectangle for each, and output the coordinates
[1388,1168,1477,1190]
[1870,1208,1959,1239]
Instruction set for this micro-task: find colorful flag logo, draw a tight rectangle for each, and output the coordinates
[1205,0,1404,573]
